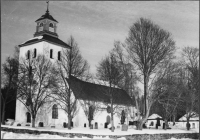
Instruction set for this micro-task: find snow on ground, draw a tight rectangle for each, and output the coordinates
[1,131,126,139]
[1,124,199,139]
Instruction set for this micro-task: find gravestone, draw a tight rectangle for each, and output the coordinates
[90,124,93,129]
[39,122,43,127]
[17,123,21,126]
[104,122,108,128]
[95,122,98,129]
[121,124,128,131]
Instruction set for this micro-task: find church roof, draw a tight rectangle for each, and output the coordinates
[67,75,134,106]
[35,11,58,23]
[19,34,71,49]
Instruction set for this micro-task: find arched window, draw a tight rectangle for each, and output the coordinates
[150,121,154,126]
[26,112,31,123]
[50,49,53,59]
[26,50,30,59]
[58,51,61,61]
[106,115,111,123]
[52,104,58,119]
[38,23,44,32]
[49,23,54,28]
[39,23,43,27]
[33,48,37,58]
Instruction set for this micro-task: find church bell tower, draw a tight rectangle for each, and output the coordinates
[18,1,70,61]
[16,2,71,126]
[34,1,58,38]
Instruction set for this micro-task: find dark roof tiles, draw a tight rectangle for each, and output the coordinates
[35,12,58,23]
[67,75,134,106]
[19,34,71,49]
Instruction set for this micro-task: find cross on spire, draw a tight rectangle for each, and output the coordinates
[46,1,49,13]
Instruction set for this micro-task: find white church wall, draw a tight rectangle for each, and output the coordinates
[73,99,88,128]
[15,92,132,128]
[178,121,199,129]
[93,107,128,128]
[15,100,27,125]
[43,42,65,63]
[15,98,69,127]
[16,7,71,128]
[16,40,69,126]
[19,41,44,59]
[73,100,130,128]
[17,39,134,129]
[36,102,68,128]
[19,41,67,64]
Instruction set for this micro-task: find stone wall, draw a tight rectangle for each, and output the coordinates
[1,126,199,139]
[126,133,199,140]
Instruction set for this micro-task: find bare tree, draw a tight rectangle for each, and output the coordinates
[54,36,90,130]
[17,55,57,127]
[1,57,19,124]
[96,54,124,132]
[152,62,183,129]
[111,41,140,122]
[125,18,176,129]
[112,41,139,98]
[79,100,102,128]
[180,46,199,130]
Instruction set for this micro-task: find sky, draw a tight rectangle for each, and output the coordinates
[1,1,199,75]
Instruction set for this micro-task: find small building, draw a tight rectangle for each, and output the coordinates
[146,114,163,128]
[178,112,199,129]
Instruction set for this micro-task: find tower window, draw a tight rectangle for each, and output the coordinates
[50,49,53,59]
[58,51,61,61]
[26,50,30,59]
[49,23,54,28]
[33,48,37,58]
[39,23,43,27]
[39,23,44,32]
[52,104,58,119]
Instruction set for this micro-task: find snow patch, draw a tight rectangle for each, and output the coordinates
[21,36,43,45]
[179,112,199,121]
[148,114,162,120]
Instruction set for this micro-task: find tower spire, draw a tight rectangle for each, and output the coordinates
[46,1,49,13]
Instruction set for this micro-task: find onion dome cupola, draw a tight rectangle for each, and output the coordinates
[34,1,58,38]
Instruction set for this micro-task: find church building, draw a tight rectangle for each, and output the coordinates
[15,3,135,129]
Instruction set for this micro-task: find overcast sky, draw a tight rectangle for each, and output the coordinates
[1,1,199,75]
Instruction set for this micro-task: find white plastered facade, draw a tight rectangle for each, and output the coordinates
[73,100,129,128]
[15,40,134,128]
[15,40,69,127]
